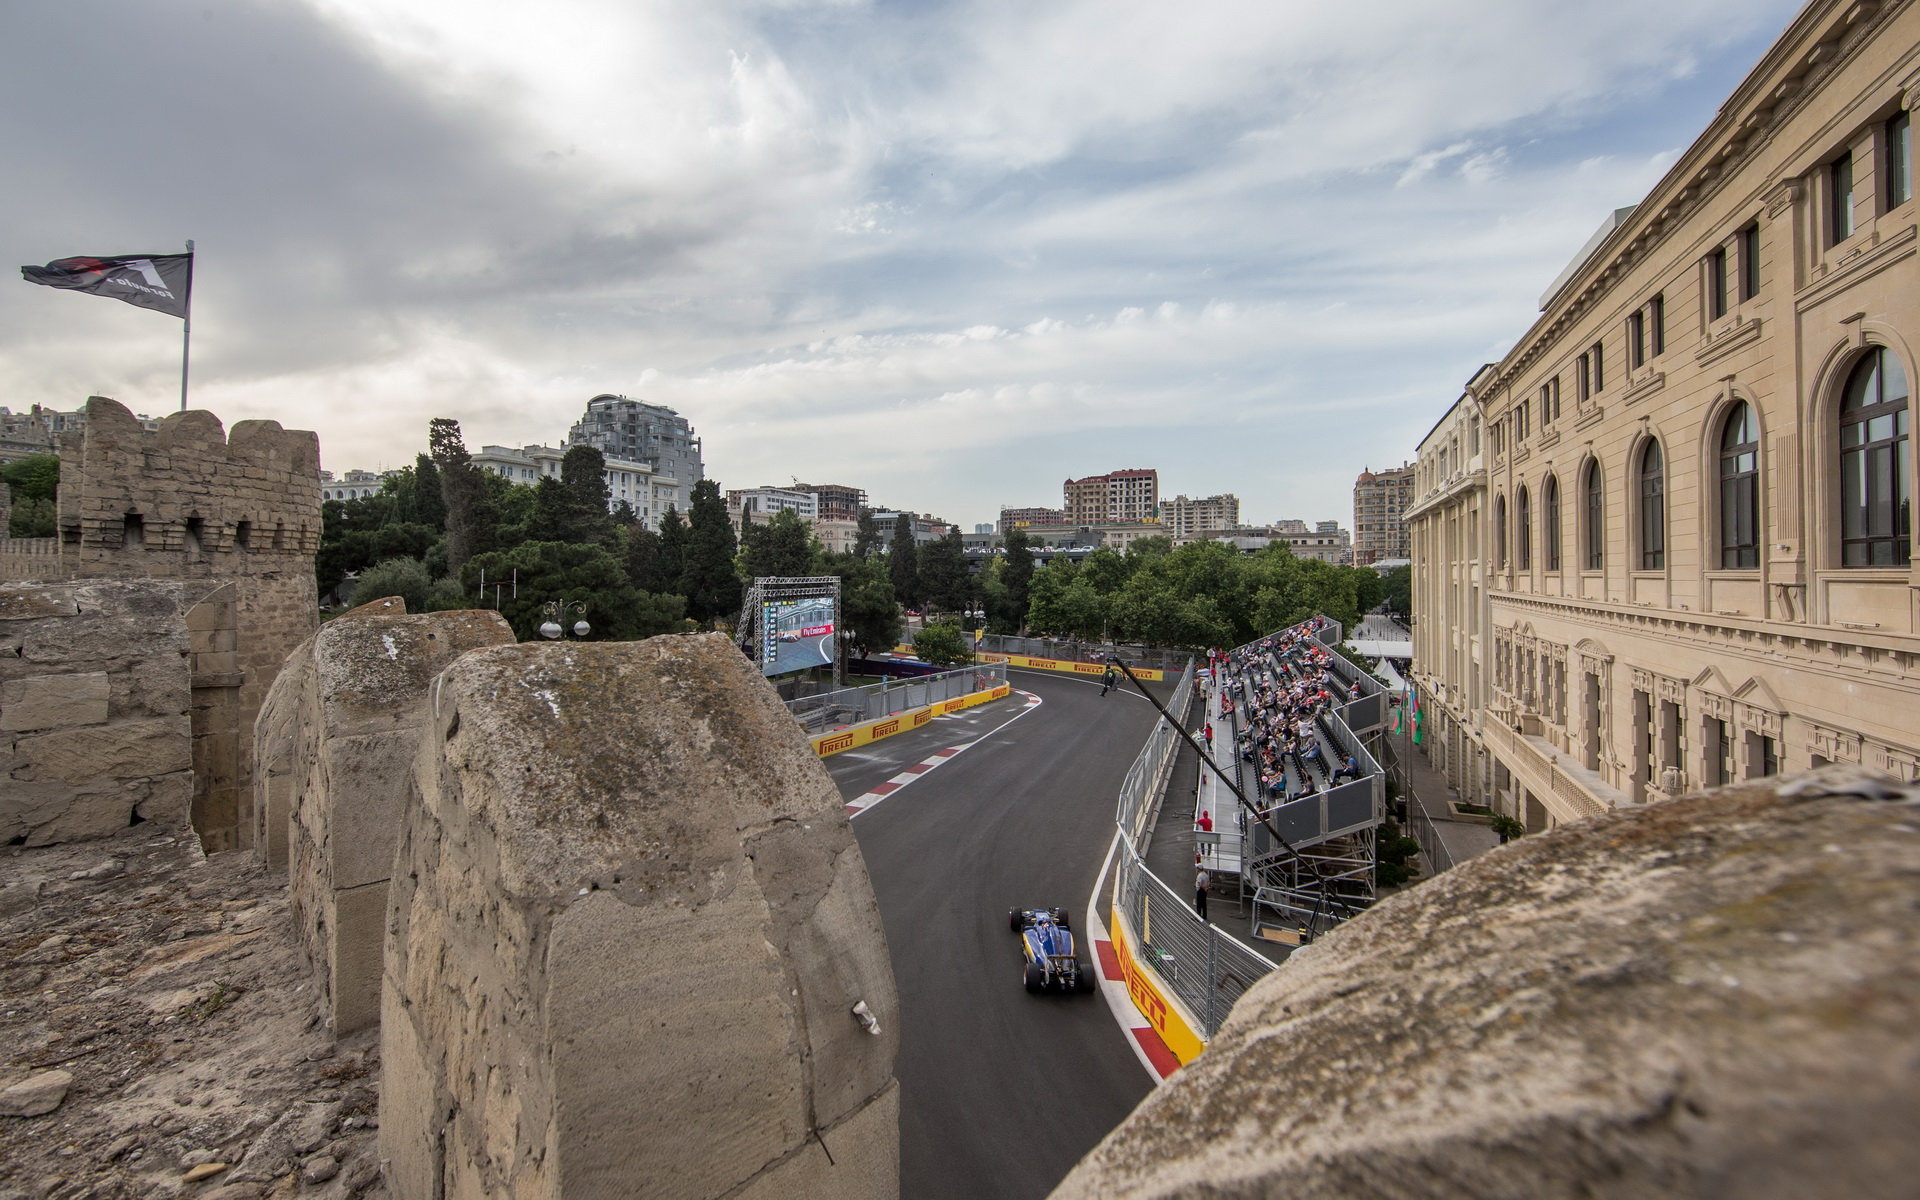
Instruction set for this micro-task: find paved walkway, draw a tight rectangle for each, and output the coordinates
[1395,732,1502,869]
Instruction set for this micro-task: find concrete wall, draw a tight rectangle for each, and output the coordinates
[0,580,209,845]
[382,633,899,1200]
[257,596,516,1035]
[1052,767,1920,1199]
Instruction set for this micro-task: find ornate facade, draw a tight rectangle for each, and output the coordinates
[1408,0,1920,829]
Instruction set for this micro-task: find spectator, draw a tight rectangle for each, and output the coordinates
[1196,810,1213,833]
[1332,753,1361,783]
[1194,864,1210,920]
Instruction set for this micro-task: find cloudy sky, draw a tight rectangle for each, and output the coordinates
[4,0,1802,529]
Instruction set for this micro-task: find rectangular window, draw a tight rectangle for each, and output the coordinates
[1648,294,1665,356]
[1628,312,1646,369]
[1517,401,1531,440]
[1577,354,1592,402]
[1830,151,1856,244]
[1889,111,1913,209]
[1706,247,1728,320]
[1590,340,1604,391]
[1739,224,1760,300]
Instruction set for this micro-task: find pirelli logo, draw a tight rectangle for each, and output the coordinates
[817,731,857,756]
[871,718,901,738]
[1113,926,1170,1031]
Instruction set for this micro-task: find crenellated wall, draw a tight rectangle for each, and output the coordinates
[2,396,322,849]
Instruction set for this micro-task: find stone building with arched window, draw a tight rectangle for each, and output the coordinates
[1407,0,1920,830]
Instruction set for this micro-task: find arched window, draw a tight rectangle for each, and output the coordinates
[1718,402,1760,569]
[1494,495,1508,569]
[1638,440,1665,570]
[1583,460,1604,570]
[1543,474,1562,570]
[1516,485,1532,570]
[1839,347,1911,567]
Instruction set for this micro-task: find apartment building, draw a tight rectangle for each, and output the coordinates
[1161,493,1241,539]
[998,505,1067,532]
[1063,469,1159,524]
[791,482,867,522]
[472,444,668,524]
[1352,465,1415,565]
[1406,0,1920,832]
[566,394,701,511]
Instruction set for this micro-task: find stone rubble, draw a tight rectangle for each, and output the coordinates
[0,827,384,1200]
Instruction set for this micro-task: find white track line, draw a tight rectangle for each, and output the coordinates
[843,690,1044,817]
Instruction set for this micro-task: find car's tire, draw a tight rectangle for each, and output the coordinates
[1076,962,1096,993]
[1009,909,1024,932]
[1024,962,1045,993]
[1051,908,1071,928]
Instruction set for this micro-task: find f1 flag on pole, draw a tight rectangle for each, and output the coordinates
[21,253,193,319]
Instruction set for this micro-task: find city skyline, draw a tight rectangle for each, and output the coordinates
[4,1,1800,529]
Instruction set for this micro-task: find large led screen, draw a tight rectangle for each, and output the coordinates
[759,594,839,678]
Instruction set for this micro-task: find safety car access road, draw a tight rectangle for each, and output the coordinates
[829,668,1164,1200]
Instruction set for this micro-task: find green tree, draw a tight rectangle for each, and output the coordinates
[410,453,446,529]
[740,508,814,579]
[918,528,969,613]
[2,453,59,503]
[681,480,742,625]
[3,453,59,538]
[350,557,434,613]
[526,477,573,544]
[657,507,688,594]
[430,418,499,574]
[623,523,667,593]
[560,444,615,546]
[912,621,972,667]
[828,552,903,661]
[888,514,920,608]
[852,508,883,558]
[1380,564,1412,618]
[997,526,1034,631]
[461,540,682,641]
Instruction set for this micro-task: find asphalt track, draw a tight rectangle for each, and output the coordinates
[829,667,1165,1200]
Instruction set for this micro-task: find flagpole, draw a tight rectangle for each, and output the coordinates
[179,239,194,411]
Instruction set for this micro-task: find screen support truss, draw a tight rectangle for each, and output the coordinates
[740,575,844,686]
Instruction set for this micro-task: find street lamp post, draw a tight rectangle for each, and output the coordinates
[539,599,591,640]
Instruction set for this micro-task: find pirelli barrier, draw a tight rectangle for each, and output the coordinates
[1106,898,1207,1065]
[998,653,1166,682]
[810,683,1011,757]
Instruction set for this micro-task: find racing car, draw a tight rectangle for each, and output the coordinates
[1008,908,1095,994]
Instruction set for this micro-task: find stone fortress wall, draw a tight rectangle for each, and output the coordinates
[0,396,322,850]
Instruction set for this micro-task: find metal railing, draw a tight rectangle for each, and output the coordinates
[784,661,1009,736]
[1113,851,1278,1037]
[1406,801,1457,875]
[977,634,1191,673]
[1116,659,1195,851]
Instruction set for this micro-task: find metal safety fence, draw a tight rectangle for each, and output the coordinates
[1112,852,1279,1037]
[977,634,1191,674]
[1115,658,1196,851]
[784,661,1009,737]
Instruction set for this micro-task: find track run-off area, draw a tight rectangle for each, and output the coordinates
[827,666,1176,1200]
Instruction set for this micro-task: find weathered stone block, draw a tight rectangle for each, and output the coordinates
[383,634,899,1200]
[0,671,110,731]
[12,719,191,784]
[1052,769,1920,1200]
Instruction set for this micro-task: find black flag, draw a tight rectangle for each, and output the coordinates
[21,252,193,318]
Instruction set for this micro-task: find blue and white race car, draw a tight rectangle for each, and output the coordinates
[1008,908,1095,994]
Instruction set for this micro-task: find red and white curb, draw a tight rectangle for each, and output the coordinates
[844,690,1043,817]
[1086,831,1183,1083]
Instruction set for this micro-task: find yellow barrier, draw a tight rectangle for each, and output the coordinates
[999,653,1166,682]
[1107,904,1207,1065]
[810,683,1012,757]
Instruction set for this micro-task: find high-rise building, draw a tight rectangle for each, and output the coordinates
[1063,469,1159,524]
[1405,0,1920,835]
[1161,494,1240,538]
[1352,464,1415,565]
[566,394,703,512]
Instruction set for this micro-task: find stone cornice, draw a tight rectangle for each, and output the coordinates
[1488,588,1920,690]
